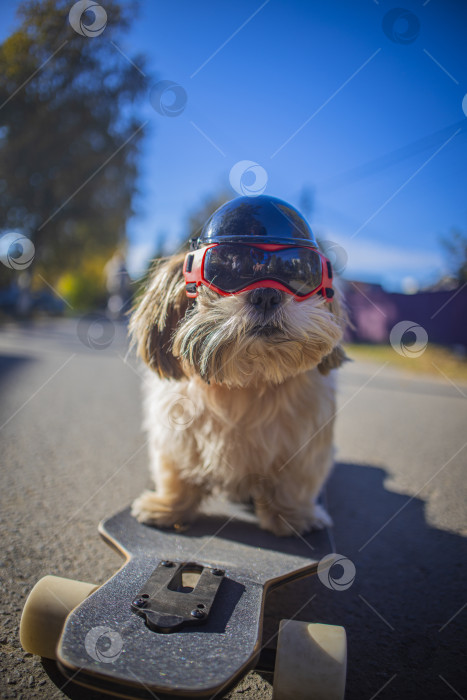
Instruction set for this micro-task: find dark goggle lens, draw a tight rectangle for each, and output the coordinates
[203,245,323,296]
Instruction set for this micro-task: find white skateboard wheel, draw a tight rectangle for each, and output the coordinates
[272,621,347,700]
[20,575,98,659]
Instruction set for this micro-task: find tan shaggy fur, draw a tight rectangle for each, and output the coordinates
[129,252,348,535]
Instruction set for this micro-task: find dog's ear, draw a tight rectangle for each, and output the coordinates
[129,253,190,379]
[317,282,350,375]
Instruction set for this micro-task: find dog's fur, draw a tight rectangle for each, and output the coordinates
[129,252,347,536]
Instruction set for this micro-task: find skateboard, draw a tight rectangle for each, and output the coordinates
[20,499,347,699]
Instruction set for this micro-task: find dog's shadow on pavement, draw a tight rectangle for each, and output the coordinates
[265,462,467,700]
[42,461,467,700]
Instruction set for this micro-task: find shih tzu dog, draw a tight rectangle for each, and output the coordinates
[129,195,347,536]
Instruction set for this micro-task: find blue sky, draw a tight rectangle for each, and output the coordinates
[1,0,466,290]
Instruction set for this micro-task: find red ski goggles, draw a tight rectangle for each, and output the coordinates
[183,243,334,302]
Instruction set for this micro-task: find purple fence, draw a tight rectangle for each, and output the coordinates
[342,281,467,348]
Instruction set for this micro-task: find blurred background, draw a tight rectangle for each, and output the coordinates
[0,0,466,376]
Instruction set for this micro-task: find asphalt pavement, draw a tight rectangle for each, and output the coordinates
[0,317,466,700]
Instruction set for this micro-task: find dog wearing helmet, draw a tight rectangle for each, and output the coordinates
[130,195,347,535]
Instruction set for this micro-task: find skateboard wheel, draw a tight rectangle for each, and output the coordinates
[272,621,347,700]
[20,575,98,660]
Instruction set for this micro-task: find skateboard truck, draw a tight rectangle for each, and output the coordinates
[131,560,225,633]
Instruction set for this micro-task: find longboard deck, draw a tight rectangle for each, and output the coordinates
[56,499,330,698]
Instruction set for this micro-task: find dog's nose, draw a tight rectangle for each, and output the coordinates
[248,287,282,313]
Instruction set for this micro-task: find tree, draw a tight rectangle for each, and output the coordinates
[298,185,314,222]
[440,227,467,285]
[132,190,231,300]
[186,189,231,246]
[0,0,149,288]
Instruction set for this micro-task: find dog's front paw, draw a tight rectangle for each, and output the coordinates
[257,503,333,536]
[308,503,333,530]
[257,512,301,536]
[131,490,188,528]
